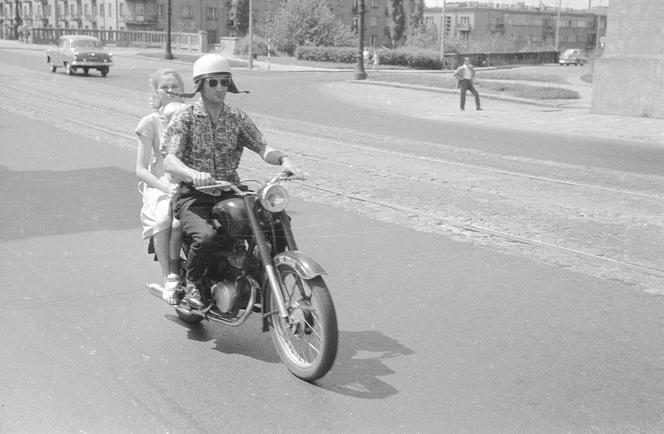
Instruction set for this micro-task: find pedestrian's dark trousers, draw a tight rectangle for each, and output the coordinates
[459,79,481,109]
[173,185,221,289]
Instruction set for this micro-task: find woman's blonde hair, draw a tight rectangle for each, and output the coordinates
[148,68,185,109]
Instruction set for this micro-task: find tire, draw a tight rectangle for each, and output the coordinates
[66,63,74,75]
[50,65,56,73]
[83,68,89,75]
[175,305,204,324]
[267,264,338,382]
[100,67,109,77]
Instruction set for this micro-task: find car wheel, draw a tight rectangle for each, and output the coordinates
[66,63,74,75]
[50,65,56,73]
[83,68,89,75]
[100,67,109,77]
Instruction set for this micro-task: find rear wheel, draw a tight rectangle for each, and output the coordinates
[83,67,89,75]
[267,264,338,382]
[50,65,56,73]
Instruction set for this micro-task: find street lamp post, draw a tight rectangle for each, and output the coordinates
[14,0,22,40]
[248,0,253,69]
[353,0,366,80]
[164,0,173,59]
[554,0,561,51]
[439,0,446,69]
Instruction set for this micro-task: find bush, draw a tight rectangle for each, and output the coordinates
[295,46,357,63]
[373,47,442,69]
[234,35,278,57]
[293,46,443,69]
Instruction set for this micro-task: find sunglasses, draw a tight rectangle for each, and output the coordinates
[208,78,231,88]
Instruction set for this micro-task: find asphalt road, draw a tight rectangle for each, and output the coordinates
[2,48,664,433]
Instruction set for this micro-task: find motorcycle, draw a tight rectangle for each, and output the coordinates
[147,173,338,382]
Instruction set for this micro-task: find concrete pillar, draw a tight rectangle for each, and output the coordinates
[591,0,664,119]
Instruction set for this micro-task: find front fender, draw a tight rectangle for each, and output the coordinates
[273,251,326,279]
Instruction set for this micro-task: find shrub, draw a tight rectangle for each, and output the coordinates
[234,35,278,57]
[376,47,442,69]
[295,46,357,63]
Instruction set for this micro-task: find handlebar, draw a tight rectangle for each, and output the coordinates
[194,171,306,195]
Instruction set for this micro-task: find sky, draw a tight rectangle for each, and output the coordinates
[424,0,609,10]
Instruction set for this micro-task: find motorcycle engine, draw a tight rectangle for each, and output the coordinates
[211,280,238,313]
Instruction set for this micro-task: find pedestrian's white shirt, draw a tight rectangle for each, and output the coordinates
[462,65,472,79]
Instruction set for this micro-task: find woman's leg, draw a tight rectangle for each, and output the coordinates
[152,229,171,285]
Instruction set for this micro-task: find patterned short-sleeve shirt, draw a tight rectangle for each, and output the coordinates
[160,100,267,183]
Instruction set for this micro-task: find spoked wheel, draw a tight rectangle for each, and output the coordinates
[267,264,338,382]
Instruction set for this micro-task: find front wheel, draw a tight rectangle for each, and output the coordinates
[100,67,109,77]
[267,265,338,382]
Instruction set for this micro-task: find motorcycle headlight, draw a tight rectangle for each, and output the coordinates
[259,184,289,213]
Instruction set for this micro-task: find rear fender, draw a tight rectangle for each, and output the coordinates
[273,251,326,279]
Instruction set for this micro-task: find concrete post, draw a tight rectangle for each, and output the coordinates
[591,0,664,118]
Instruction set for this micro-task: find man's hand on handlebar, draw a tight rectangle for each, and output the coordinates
[190,170,214,187]
[280,157,302,178]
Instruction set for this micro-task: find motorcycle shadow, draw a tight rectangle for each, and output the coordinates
[316,330,414,399]
[164,314,281,363]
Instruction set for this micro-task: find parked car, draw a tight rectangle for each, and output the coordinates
[46,35,113,77]
[558,48,588,66]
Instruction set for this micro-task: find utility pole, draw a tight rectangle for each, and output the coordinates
[439,0,446,69]
[165,0,173,59]
[353,0,366,80]
[554,0,561,51]
[248,0,253,69]
[595,0,602,53]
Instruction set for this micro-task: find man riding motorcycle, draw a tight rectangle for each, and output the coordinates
[161,54,300,309]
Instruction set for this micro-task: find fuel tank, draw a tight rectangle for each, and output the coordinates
[212,196,254,237]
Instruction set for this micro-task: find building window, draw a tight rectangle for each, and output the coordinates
[108,4,112,18]
[159,4,164,17]
[206,7,217,20]
[369,15,377,27]
[371,0,378,7]
[370,34,377,45]
[119,3,124,17]
[182,5,192,18]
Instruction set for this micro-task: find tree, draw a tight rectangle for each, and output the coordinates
[232,0,250,36]
[259,0,354,55]
[385,0,405,48]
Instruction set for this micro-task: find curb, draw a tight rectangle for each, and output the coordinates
[350,79,589,110]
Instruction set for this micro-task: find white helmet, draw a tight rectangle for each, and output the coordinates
[192,54,246,94]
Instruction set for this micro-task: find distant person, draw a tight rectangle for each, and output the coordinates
[363,48,370,66]
[136,68,186,304]
[372,49,380,71]
[453,57,482,111]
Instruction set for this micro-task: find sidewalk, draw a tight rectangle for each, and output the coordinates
[4,39,662,146]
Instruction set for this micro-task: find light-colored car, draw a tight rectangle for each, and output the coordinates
[558,48,588,66]
[46,35,113,77]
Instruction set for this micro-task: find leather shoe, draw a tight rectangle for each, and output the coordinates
[184,286,210,309]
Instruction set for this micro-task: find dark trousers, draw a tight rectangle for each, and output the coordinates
[459,79,481,110]
[174,186,221,288]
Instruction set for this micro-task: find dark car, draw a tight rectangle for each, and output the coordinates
[46,35,113,77]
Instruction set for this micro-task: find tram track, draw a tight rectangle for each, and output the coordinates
[2,73,663,293]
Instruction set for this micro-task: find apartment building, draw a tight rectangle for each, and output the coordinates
[424,1,607,52]
[1,0,393,47]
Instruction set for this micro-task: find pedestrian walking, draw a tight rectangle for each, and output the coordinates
[372,49,380,71]
[453,57,482,111]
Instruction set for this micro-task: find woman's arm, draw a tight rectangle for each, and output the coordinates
[136,134,170,193]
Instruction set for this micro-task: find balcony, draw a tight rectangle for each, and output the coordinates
[457,23,471,32]
[124,14,158,25]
